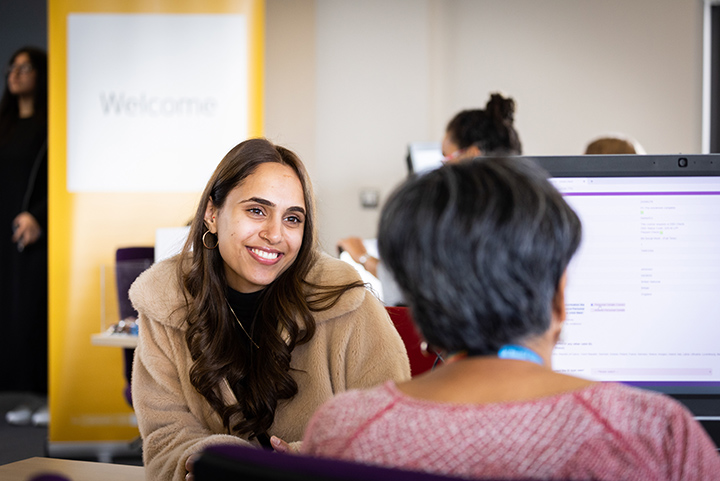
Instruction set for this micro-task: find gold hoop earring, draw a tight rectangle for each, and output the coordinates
[202,230,218,249]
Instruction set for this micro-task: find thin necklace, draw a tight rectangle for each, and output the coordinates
[225,298,260,349]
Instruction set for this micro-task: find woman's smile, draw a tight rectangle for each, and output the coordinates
[247,246,282,263]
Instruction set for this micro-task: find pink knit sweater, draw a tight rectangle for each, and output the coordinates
[302,381,720,480]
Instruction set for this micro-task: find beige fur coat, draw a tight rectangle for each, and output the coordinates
[130,253,410,481]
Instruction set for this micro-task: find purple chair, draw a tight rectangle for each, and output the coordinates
[28,476,71,481]
[195,444,542,481]
[115,246,154,407]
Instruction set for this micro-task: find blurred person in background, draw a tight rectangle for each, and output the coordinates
[441,92,521,162]
[584,133,645,154]
[0,46,49,427]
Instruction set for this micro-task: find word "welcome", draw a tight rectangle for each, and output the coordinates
[100,92,217,117]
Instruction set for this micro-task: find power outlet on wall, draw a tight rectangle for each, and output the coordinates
[359,189,380,209]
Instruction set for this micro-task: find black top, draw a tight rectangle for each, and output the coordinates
[226,287,263,344]
[0,117,48,227]
[0,115,48,393]
[225,287,273,449]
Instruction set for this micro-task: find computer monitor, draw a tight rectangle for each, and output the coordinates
[528,154,720,443]
[406,142,444,175]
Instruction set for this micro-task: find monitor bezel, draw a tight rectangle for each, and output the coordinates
[527,153,720,178]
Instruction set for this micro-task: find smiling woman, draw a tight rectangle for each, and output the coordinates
[128,138,410,481]
[205,162,306,293]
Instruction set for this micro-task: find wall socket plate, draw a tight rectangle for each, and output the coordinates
[359,189,379,208]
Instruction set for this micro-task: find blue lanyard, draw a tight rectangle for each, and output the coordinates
[497,344,544,366]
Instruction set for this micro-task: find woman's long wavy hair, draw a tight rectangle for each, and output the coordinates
[179,138,362,441]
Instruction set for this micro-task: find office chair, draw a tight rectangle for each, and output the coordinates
[195,443,497,481]
[385,306,436,377]
[115,246,154,406]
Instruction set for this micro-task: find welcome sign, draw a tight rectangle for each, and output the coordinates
[48,0,262,453]
[67,14,248,192]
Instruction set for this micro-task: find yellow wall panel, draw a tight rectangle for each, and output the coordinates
[48,0,263,446]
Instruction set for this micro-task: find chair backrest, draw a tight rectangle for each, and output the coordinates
[115,247,154,320]
[115,246,154,403]
[385,306,436,377]
[195,444,481,481]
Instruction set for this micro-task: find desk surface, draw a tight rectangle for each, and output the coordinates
[0,457,144,481]
[91,333,138,349]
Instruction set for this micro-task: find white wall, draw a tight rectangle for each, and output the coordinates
[265,0,704,253]
[264,0,317,171]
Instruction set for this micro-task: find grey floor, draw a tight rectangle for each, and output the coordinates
[0,392,142,467]
[0,392,48,465]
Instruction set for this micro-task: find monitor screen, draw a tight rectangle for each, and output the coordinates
[527,155,720,402]
[406,142,444,175]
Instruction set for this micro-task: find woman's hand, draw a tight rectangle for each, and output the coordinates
[337,237,378,276]
[185,453,200,481]
[270,436,296,453]
[12,212,41,252]
[337,237,367,263]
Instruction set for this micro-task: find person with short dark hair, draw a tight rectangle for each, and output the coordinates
[303,157,720,480]
[131,138,410,481]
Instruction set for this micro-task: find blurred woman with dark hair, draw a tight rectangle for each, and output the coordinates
[0,46,49,425]
[305,157,720,480]
[130,138,410,481]
[442,92,521,162]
